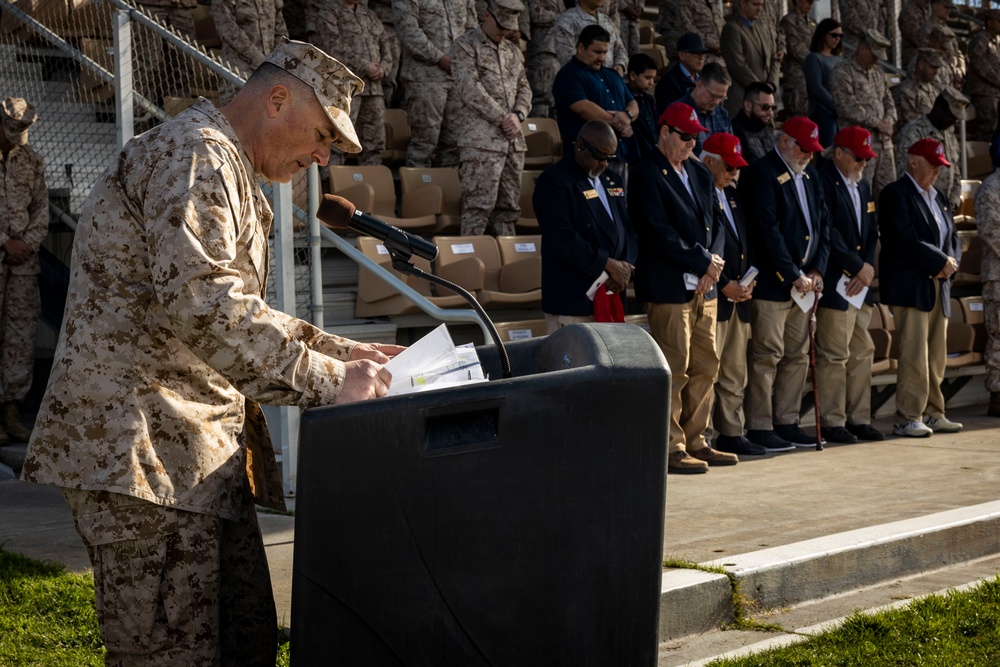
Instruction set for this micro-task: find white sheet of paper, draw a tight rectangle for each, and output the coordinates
[740,266,759,287]
[791,287,819,313]
[836,274,868,310]
[683,273,699,290]
[384,325,487,396]
[586,271,609,301]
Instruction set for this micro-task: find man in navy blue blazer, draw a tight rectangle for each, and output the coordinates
[630,102,737,474]
[879,138,963,438]
[739,116,831,451]
[815,127,885,444]
[534,120,636,333]
[700,132,764,457]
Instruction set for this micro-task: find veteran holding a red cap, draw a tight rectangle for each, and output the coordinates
[738,115,832,452]
[21,40,404,665]
[629,102,736,474]
[877,137,963,439]
[813,126,885,444]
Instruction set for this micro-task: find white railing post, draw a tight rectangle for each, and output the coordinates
[112,9,134,147]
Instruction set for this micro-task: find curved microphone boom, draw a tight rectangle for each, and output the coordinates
[317,194,439,262]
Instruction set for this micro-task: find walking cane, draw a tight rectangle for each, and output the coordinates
[809,294,823,451]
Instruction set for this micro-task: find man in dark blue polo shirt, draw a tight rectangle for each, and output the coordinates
[553,24,638,175]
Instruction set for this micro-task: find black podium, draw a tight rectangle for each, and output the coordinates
[290,323,670,666]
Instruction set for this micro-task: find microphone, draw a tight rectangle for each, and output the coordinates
[317,194,439,262]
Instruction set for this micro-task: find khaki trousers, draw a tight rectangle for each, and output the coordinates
[815,304,875,427]
[713,315,750,437]
[747,298,810,429]
[646,297,719,453]
[891,291,948,423]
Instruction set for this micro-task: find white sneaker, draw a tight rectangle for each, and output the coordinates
[893,420,933,438]
[924,416,963,433]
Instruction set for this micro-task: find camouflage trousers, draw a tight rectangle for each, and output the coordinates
[0,272,39,403]
[970,94,999,143]
[329,94,386,166]
[459,146,524,236]
[525,27,559,118]
[383,24,402,106]
[863,131,897,200]
[62,480,276,667]
[620,17,640,60]
[403,79,457,167]
[781,74,808,117]
[984,281,1000,393]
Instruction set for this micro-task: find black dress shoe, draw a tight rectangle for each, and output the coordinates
[847,423,885,441]
[715,434,768,456]
[774,423,823,447]
[746,429,795,452]
[821,426,858,444]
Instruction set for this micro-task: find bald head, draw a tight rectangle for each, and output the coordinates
[579,119,617,147]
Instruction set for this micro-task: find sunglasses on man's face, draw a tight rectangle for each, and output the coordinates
[578,137,612,162]
[751,100,777,112]
[670,127,699,142]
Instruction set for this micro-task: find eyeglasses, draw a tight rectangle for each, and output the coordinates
[577,137,612,162]
[723,163,738,172]
[670,127,699,142]
[750,100,778,111]
[829,32,844,39]
[852,154,867,163]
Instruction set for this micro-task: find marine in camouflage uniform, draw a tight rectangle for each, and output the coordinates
[779,2,816,117]
[917,5,966,88]
[965,11,1000,141]
[553,1,628,72]
[211,0,288,104]
[0,99,46,445]
[452,0,532,236]
[894,87,969,211]
[893,48,945,132]
[837,0,889,46]
[974,169,1000,415]
[21,42,401,664]
[524,0,562,117]
[618,0,643,58]
[366,0,402,103]
[393,0,478,166]
[830,29,898,197]
[899,0,930,66]
[309,0,392,165]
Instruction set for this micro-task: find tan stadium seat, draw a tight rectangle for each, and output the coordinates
[496,318,547,342]
[959,296,987,354]
[496,235,542,305]
[961,179,981,218]
[967,141,992,179]
[638,19,655,45]
[522,118,562,167]
[382,108,410,166]
[329,165,439,234]
[639,43,669,73]
[354,237,465,318]
[867,305,893,375]
[398,166,462,234]
[876,303,899,371]
[954,230,981,286]
[946,321,981,367]
[432,235,542,308]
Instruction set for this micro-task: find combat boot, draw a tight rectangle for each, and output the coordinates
[1,402,31,443]
[989,392,1000,418]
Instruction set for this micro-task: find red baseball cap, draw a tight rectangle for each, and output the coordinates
[833,126,878,160]
[702,132,749,167]
[907,137,950,167]
[781,116,824,153]
[658,102,708,135]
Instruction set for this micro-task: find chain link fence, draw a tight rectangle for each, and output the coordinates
[0,0,318,321]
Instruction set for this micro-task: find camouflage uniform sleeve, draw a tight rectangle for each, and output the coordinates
[452,36,508,125]
[144,140,348,408]
[894,123,917,179]
[976,176,1000,259]
[830,64,879,128]
[466,0,479,32]
[23,150,48,252]
[971,34,1000,90]
[274,0,289,42]
[393,0,445,65]
[211,0,268,69]
[374,11,393,74]
[784,16,811,65]
[882,79,897,126]
[552,14,576,65]
[515,49,532,116]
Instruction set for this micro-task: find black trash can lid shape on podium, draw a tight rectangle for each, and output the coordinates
[291,323,671,666]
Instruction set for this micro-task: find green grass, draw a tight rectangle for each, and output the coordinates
[708,577,1000,666]
[0,548,291,666]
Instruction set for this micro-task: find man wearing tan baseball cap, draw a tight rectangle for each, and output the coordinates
[21,38,406,666]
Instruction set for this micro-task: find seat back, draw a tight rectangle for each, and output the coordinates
[384,108,410,162]
[434,235,503,290]
[399,167,462,218]
[329,165,398,218]
[522,118,562,159]
[496,318,547,342]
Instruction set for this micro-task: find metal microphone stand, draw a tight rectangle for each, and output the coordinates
[386,246,512,380]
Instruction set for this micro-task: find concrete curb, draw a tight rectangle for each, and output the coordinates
[661,500,1000,640]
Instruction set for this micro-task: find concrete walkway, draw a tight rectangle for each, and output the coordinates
[2,403,999,660]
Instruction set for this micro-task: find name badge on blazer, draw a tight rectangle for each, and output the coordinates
[583,189,599,199]
[607,188,625,197]
[777,173,791,185]
[867,201,876,213]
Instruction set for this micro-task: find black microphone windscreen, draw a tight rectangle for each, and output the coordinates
[317,194,356,230]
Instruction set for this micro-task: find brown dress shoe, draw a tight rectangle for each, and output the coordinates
[688,446,739,466]
[667,450,709,474]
